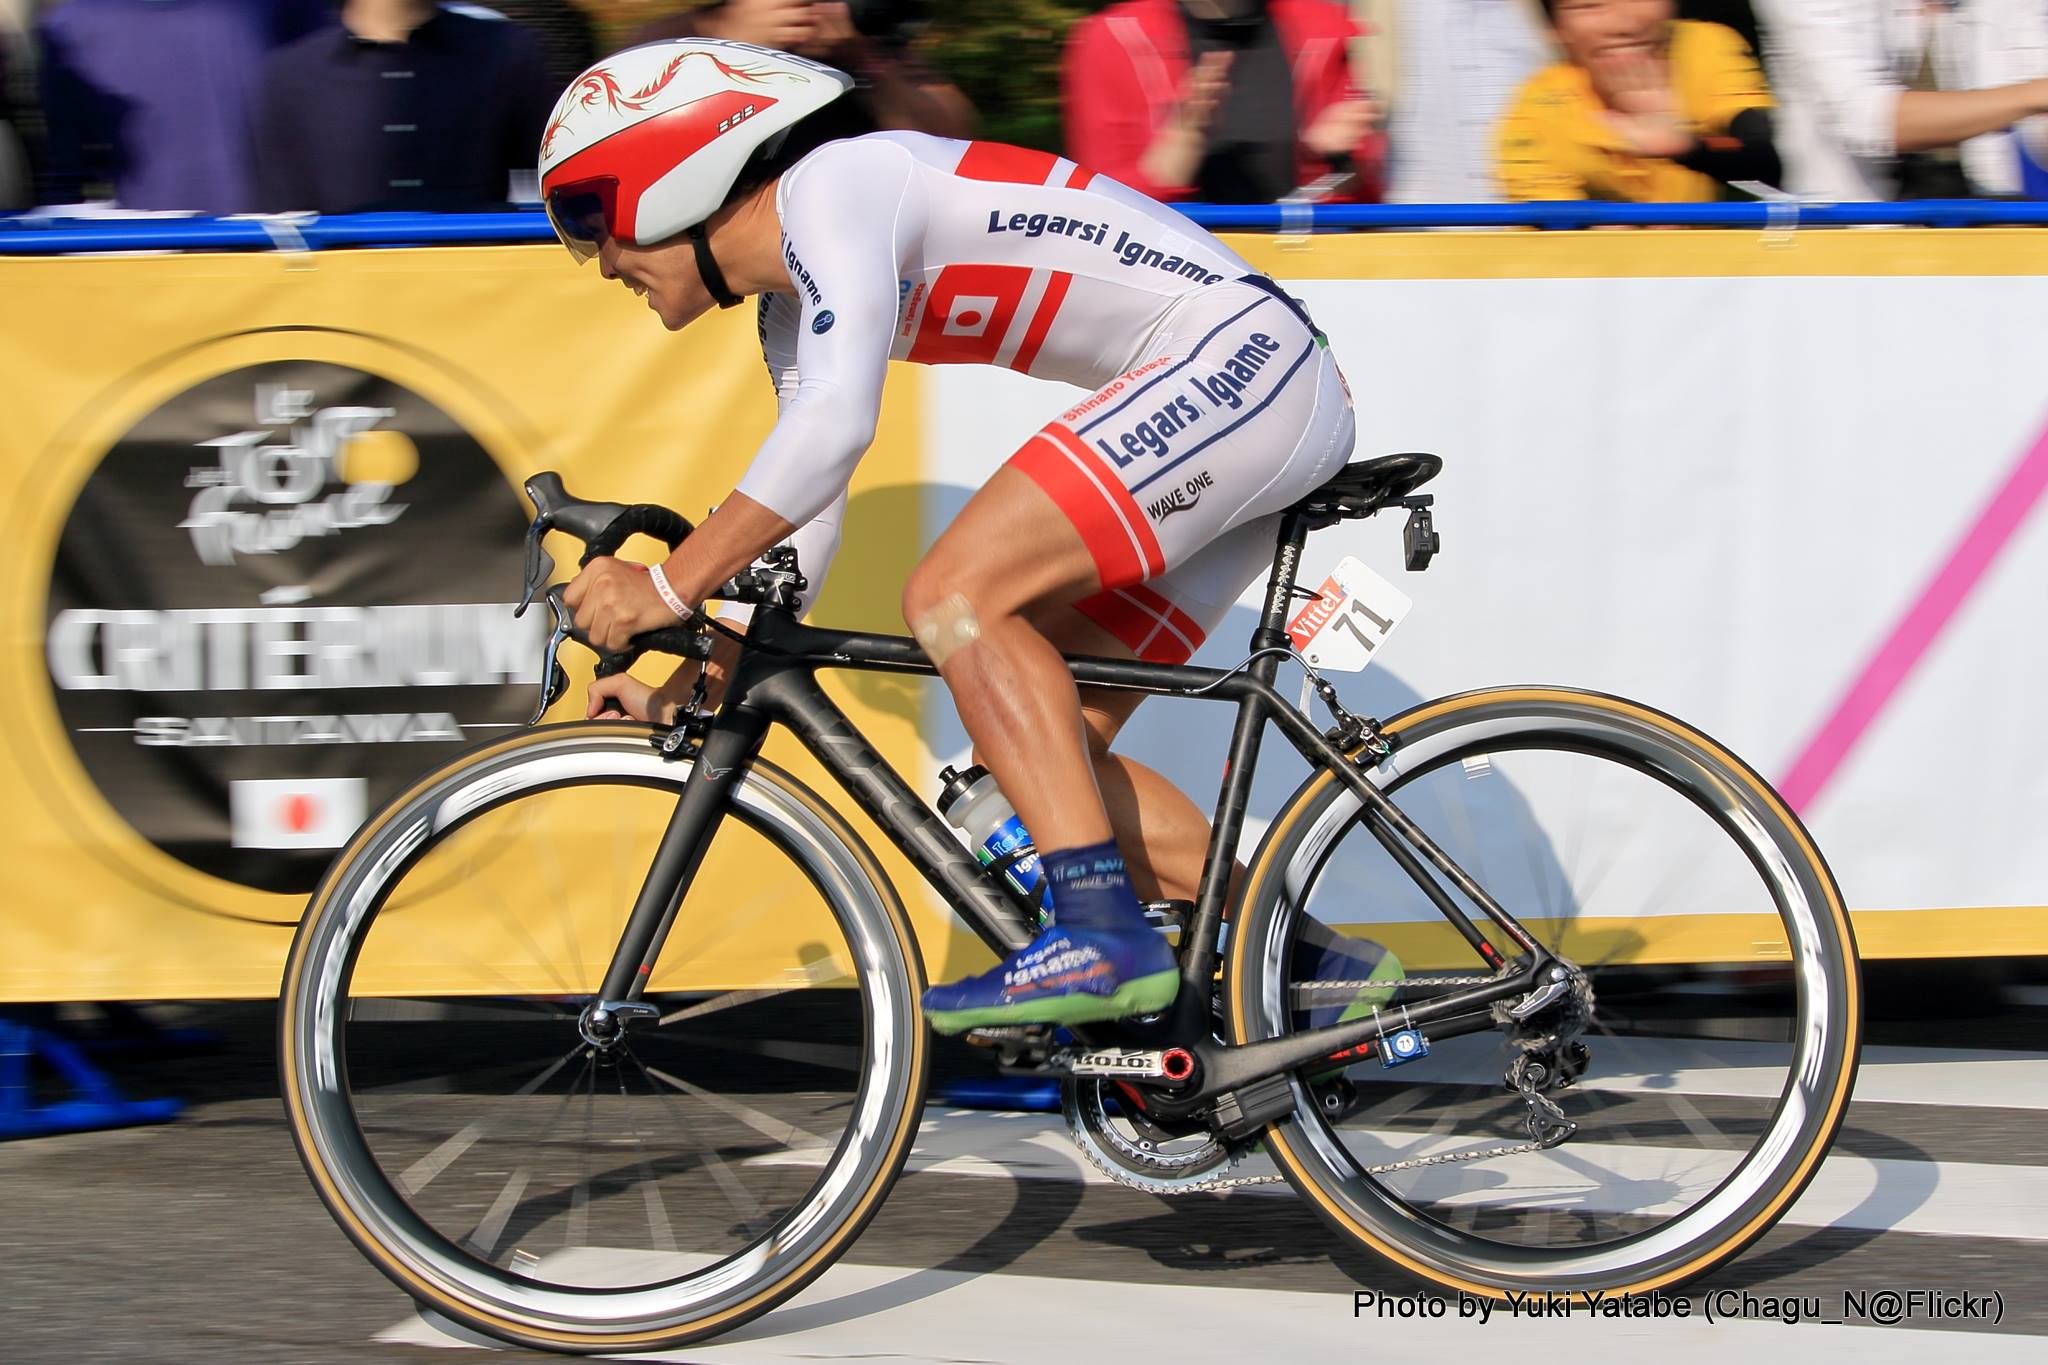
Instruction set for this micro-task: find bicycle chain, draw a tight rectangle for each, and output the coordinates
[1290,972,1505,993]
[1076,967,1584,1195]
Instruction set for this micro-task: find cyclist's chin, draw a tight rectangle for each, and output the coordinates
[651,292,713,332]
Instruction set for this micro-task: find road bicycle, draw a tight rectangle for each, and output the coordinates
[279,453,1861,1353]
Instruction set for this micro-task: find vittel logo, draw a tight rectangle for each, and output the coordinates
[180,383,406,567]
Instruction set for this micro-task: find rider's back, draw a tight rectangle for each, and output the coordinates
[759,131,1257,392]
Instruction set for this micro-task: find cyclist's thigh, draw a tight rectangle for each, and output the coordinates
[1064,515,1280,670]
[1005,281,1354,597]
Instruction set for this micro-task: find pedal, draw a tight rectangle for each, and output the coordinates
[964,1025,1056,1070]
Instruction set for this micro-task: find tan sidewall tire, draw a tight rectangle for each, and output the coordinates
[278,722,929,1352]
[1224,687,1861,1299]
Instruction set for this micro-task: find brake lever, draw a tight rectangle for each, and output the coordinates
[529,586,575,725]
[515,517,556,617]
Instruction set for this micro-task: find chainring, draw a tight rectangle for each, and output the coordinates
[1061,1078,1249,1193]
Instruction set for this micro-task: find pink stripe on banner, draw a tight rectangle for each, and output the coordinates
[1778,409,2048,814]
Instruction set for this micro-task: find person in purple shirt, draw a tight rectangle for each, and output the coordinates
[37,0,330,212]
[252,1,553,213]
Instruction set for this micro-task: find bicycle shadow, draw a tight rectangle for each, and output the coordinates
[715,1159,1087,1341]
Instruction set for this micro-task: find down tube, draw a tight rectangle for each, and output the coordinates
[752,667,1038,959]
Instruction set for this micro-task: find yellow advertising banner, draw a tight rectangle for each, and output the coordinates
[6,228,2043,1003]
[0,243,984,1001]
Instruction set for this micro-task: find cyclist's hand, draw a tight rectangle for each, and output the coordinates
[564,557,684,654]
[587,671,665,722]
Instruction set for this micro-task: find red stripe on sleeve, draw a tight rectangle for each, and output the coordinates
[1064,164,1095,190]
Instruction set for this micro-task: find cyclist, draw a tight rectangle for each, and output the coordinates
[547,39,1398,1033]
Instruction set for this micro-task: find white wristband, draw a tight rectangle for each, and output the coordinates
[647,562,693,622]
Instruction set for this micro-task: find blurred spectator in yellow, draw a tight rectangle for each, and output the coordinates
[629,1,974,139]
[1354,1,1554,203]
[1496,0,1781,200]
[36,0,330,212]
[1063,0,1384,203]
[1753,0,2048,199]
[251,1,554,213]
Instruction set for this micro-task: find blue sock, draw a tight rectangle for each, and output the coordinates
[1039,839,1146,935]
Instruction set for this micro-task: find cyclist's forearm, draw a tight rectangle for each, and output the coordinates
[657,491,798,607]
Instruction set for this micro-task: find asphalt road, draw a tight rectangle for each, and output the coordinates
[3,977,2044,1364]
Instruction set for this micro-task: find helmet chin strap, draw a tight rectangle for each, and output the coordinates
[688,225,743,310]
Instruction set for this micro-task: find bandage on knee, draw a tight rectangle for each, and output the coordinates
[912,591,982,665]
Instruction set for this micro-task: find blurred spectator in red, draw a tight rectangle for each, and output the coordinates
[629,1,975,139]
[36,0,330,212]
[1063,0,1385,203]
[1356,1,1553,203]
[252,1,553,213]
[1496,0,1781,200]
[1753,0,2048,199]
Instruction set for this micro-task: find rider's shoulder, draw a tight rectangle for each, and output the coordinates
[783,132,934,193]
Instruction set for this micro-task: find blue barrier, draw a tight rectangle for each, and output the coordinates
[2,198,2046,254]
[0,1016,183,1140]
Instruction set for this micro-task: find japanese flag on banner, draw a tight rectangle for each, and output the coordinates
[229,777,367,850]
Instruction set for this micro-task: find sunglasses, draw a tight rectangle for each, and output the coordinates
[545,182,617,264]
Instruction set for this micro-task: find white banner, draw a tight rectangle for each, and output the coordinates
[920,259,2048,935]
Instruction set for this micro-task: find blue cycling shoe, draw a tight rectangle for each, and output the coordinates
[922,920,1178,1035]
[1297,920,1404,1032]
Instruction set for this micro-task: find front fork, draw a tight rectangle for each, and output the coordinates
[588,697,772,1012]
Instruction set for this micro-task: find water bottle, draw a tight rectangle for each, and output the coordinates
[936,764,1053,927]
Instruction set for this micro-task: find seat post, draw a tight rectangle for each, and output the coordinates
[1253,510,1313,662]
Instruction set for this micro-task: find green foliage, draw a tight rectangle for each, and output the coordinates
[915,2,1114,152]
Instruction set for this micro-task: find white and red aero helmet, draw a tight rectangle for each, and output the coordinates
[538,40,851,263]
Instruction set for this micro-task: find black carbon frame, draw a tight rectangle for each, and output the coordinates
[592,512,1552,1105]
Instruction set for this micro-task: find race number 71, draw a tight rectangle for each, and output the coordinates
[1285,555,1413,673]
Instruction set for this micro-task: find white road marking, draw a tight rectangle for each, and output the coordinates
[380,1254,2044,1362]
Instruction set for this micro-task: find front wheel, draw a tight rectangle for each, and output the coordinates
[279,723,928,1353]
[1226,687,1860,1298]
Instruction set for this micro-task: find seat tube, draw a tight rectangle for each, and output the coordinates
[1181,512,1312,989]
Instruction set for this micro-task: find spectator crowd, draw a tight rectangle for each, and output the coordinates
[1,0,2045,216]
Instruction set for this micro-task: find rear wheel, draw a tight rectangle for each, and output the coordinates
[280,723,927,1353]
[1227,687,1860,1297]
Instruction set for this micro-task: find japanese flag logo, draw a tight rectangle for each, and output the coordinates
[942,295,999,338]
[229,777,367,849]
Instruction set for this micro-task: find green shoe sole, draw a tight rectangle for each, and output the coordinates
[924,969,1180,1036]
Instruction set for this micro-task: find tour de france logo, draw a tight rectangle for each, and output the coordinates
[42,359,545,897]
